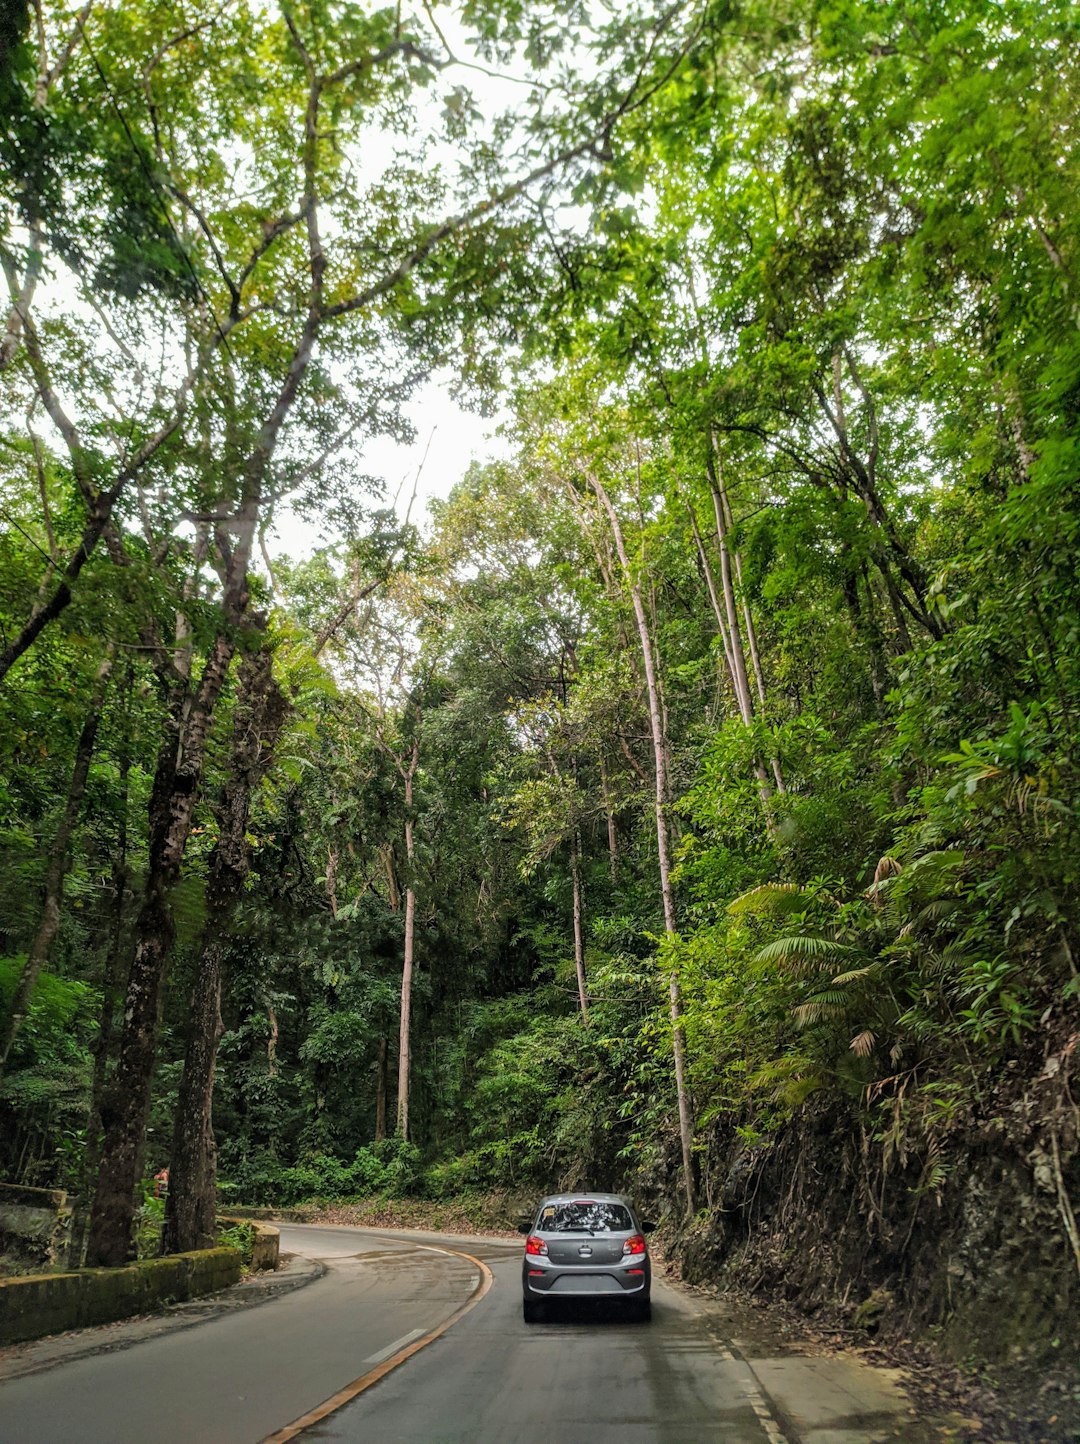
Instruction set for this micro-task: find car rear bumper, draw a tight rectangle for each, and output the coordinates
[523,1265,650,1298]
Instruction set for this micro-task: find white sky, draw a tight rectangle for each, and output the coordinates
[268,371,511,557]
[265,10,545,558]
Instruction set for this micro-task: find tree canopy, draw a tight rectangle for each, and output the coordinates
[1,0,1077,1374]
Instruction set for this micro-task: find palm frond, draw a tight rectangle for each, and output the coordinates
[850,1029,876,1058]
[729,882,809,917]
[905,849,965,876]
[793,998,845,1025]
[900,898,960,934]
[830,966,877,985]
[754,934,853,972]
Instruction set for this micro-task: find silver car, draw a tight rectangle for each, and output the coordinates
[519,1192,654,1323]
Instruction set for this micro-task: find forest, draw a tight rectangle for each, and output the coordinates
[1,0,1077,1392]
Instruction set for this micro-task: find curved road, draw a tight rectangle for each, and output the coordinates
[0,1222,923,1443]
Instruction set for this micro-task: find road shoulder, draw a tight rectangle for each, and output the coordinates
[0,1251,324,1383]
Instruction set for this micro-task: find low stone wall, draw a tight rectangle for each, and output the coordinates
[0,1183,72,1270]
[0,1248,241,1346]
[249,1222,278,1271]
[218,1216,280,1272]
[221,1204,314,1224]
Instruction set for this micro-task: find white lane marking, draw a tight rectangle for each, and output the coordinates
[707,1328,789,1443]
[363,1328,426,1364]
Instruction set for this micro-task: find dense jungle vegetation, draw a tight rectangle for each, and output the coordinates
[0,0,1077,1355]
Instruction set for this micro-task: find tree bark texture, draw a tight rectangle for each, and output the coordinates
[396,738,419,1140]
[85,632,236,1267]
[161,931,226,1254]
[375,1036,388,1142]
[164,640,289,1254]
[599,757,618,884]
[571,832,589,1023]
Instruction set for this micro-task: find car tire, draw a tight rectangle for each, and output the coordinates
[523,1298,544,1323]
[635,1298,652,1323]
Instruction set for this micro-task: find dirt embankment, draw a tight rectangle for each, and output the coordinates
[647,1026,1080,1441]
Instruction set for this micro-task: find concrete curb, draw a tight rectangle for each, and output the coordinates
[0,1252,325,1383]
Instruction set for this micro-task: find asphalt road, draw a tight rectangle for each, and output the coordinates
[0,1222,922,1444]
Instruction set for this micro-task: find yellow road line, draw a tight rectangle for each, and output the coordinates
[261,1247,494,1442]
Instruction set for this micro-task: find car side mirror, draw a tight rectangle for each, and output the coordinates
[641,1221,657,1233]
[517,1220,532,1235]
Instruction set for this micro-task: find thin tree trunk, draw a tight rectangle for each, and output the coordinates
[687,501,737,696]
[874,556,915,653]
[164,640,288,1255]
[374,1037,388,1142]
[712,466,773,723]
[589,475,696,1214]
[570,832,589,1023]
[0,651,113,1077]
[599,757,618,885]
[396,736,420,1140]
[265,998,279,1077]
[845,561,889,709]
[699,455,781,809]
[707,444,785,797]
[707,459,756,727]
[397,878,415,1140]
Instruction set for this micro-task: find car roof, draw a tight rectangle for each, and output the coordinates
[532,1192,632,1206]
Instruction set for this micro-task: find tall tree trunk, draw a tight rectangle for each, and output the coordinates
[161,932,226,1254]
[396,736,420,1140]
[706,454,756,728]
[589,475,696,1214]
[815,356,940,641]
[690,460,780,814]
[265,997,280,1077]
[85,632,236,1267]
[687,502,737,689]
[374,1036,388,1142]
[164,640,288,1255]
[715,475,785,793]
[599,757,618,885]
[570,832,589,1023]
[0,651,113,1077]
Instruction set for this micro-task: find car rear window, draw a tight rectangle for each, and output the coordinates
[538,1201,634,1233]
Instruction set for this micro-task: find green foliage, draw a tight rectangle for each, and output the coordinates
[0,0,1076,1285]
[216,1219,256,1267]
[135,1187,165,1260]
[0,958,97,1188]
[218,1138,421,1207]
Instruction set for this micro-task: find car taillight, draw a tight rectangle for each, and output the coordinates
[525,1235,548,1256]
[622,1234,646,1256]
